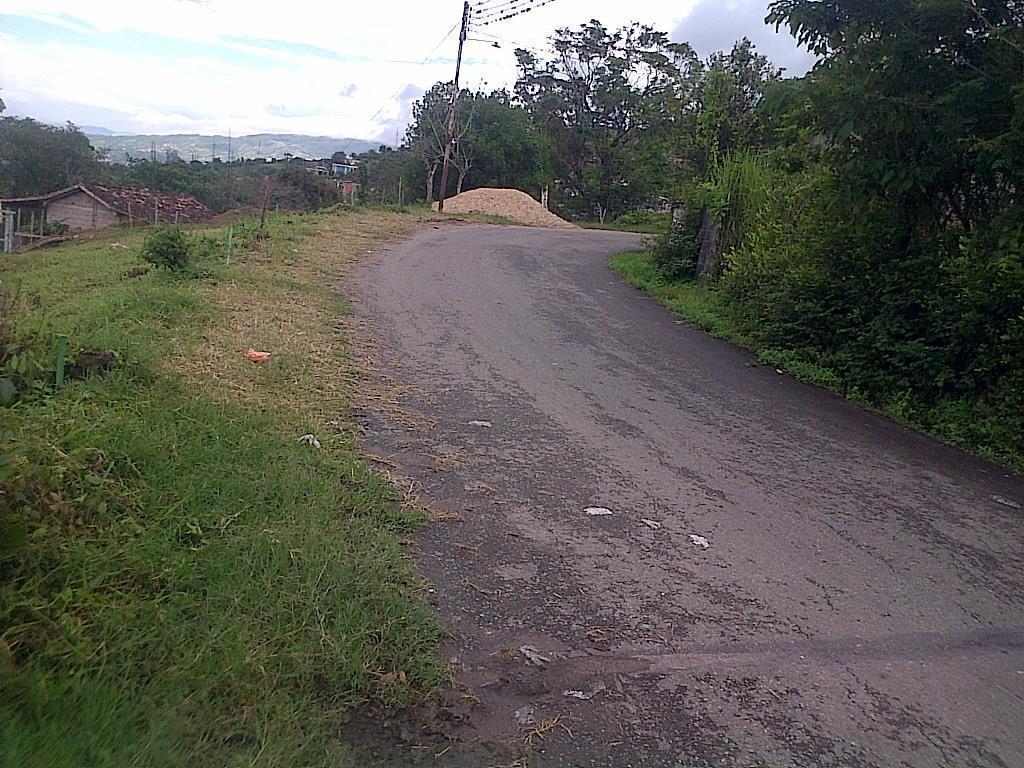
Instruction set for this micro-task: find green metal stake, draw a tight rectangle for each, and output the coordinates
[54,335,67,389]
[226,225,234,266]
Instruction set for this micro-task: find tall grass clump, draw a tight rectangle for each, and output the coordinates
[704,151,774,259]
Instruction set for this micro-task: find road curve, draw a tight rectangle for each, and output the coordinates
[351,224,1024,767]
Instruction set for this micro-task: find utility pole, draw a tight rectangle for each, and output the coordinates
[436,1,470,213]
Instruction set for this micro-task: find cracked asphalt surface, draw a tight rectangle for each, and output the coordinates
[350,224,1024,767]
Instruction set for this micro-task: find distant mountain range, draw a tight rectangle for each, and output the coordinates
[85,131,385,163]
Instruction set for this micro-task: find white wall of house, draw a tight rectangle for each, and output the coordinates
[47,191,121,231]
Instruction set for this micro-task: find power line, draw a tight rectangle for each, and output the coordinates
[339,20,461,155]
[472,4,525,23]
[472,0,526,13]
[472,0,522,9]
[473,4,528,25]
[471,0,527,18]
[471,27,545,55]
[475,0,558,26]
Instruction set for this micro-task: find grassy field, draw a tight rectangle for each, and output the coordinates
[1,209,447,767]
[611,250,1023,471]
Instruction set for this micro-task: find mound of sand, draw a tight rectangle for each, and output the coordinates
[435,188,577,229]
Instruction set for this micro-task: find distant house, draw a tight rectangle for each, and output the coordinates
[339,179,360,203]
[0,184,214,251]
[331,162,358,177]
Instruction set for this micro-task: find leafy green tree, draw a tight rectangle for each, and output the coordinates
[0,118,101,197]
[460,90,555,195]
[515,21,700,221]
[693,40,782,168]
[766,0,1022,232]
[405,82,471,202]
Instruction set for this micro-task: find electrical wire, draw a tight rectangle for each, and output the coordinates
[470,27,546,56]
[471,0,527,19]
[342,0,557,152]
[339,20,461,153]
[473,4,530,24]
[472,0,526,12]
[475,0,558,27]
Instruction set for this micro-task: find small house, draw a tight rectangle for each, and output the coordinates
[331,162,358,177]
[0,184,215,251]
[339,179,360,203]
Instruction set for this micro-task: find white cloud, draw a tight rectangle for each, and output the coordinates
[672,0,817,75]
[0,0,702,136]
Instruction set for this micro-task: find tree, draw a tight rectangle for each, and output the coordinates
[451,129,475,195]
[357,145,419,204]
[0,118,101,197]
[515,21,700,220]
[446,96,476,196]
[766,0,1023,231]
[405,82,472,202]
[460,90,555,195]
[695,39,782,166]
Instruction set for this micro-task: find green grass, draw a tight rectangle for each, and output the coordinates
[610,249,1023,471]
[610,250,836,387]
[1,211,446,767]
[580,211,670,234]
[610,249,756,344]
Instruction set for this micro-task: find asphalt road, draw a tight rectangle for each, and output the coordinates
[351,224,1024,767]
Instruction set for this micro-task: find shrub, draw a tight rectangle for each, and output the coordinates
[0,281,50,405]
[650,189,702,281]
[140,225,191,271]
[271,165,343,212]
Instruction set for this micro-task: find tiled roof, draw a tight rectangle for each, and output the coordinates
[1,184,214,224]
[87,185,214,224]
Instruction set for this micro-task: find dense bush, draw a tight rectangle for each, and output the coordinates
[270,165,343,211]
[651,189,703,280]
[712,160,1023,462]
[636,2,1024,464]
[140,225,191,271]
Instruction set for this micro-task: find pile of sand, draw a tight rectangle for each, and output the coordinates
[434,188,577,229]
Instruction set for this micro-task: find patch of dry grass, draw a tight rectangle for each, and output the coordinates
[173,210,431,419]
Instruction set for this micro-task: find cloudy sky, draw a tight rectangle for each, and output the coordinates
[0,0,815,140]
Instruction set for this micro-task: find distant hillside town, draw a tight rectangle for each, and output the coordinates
[84,131,384,164]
